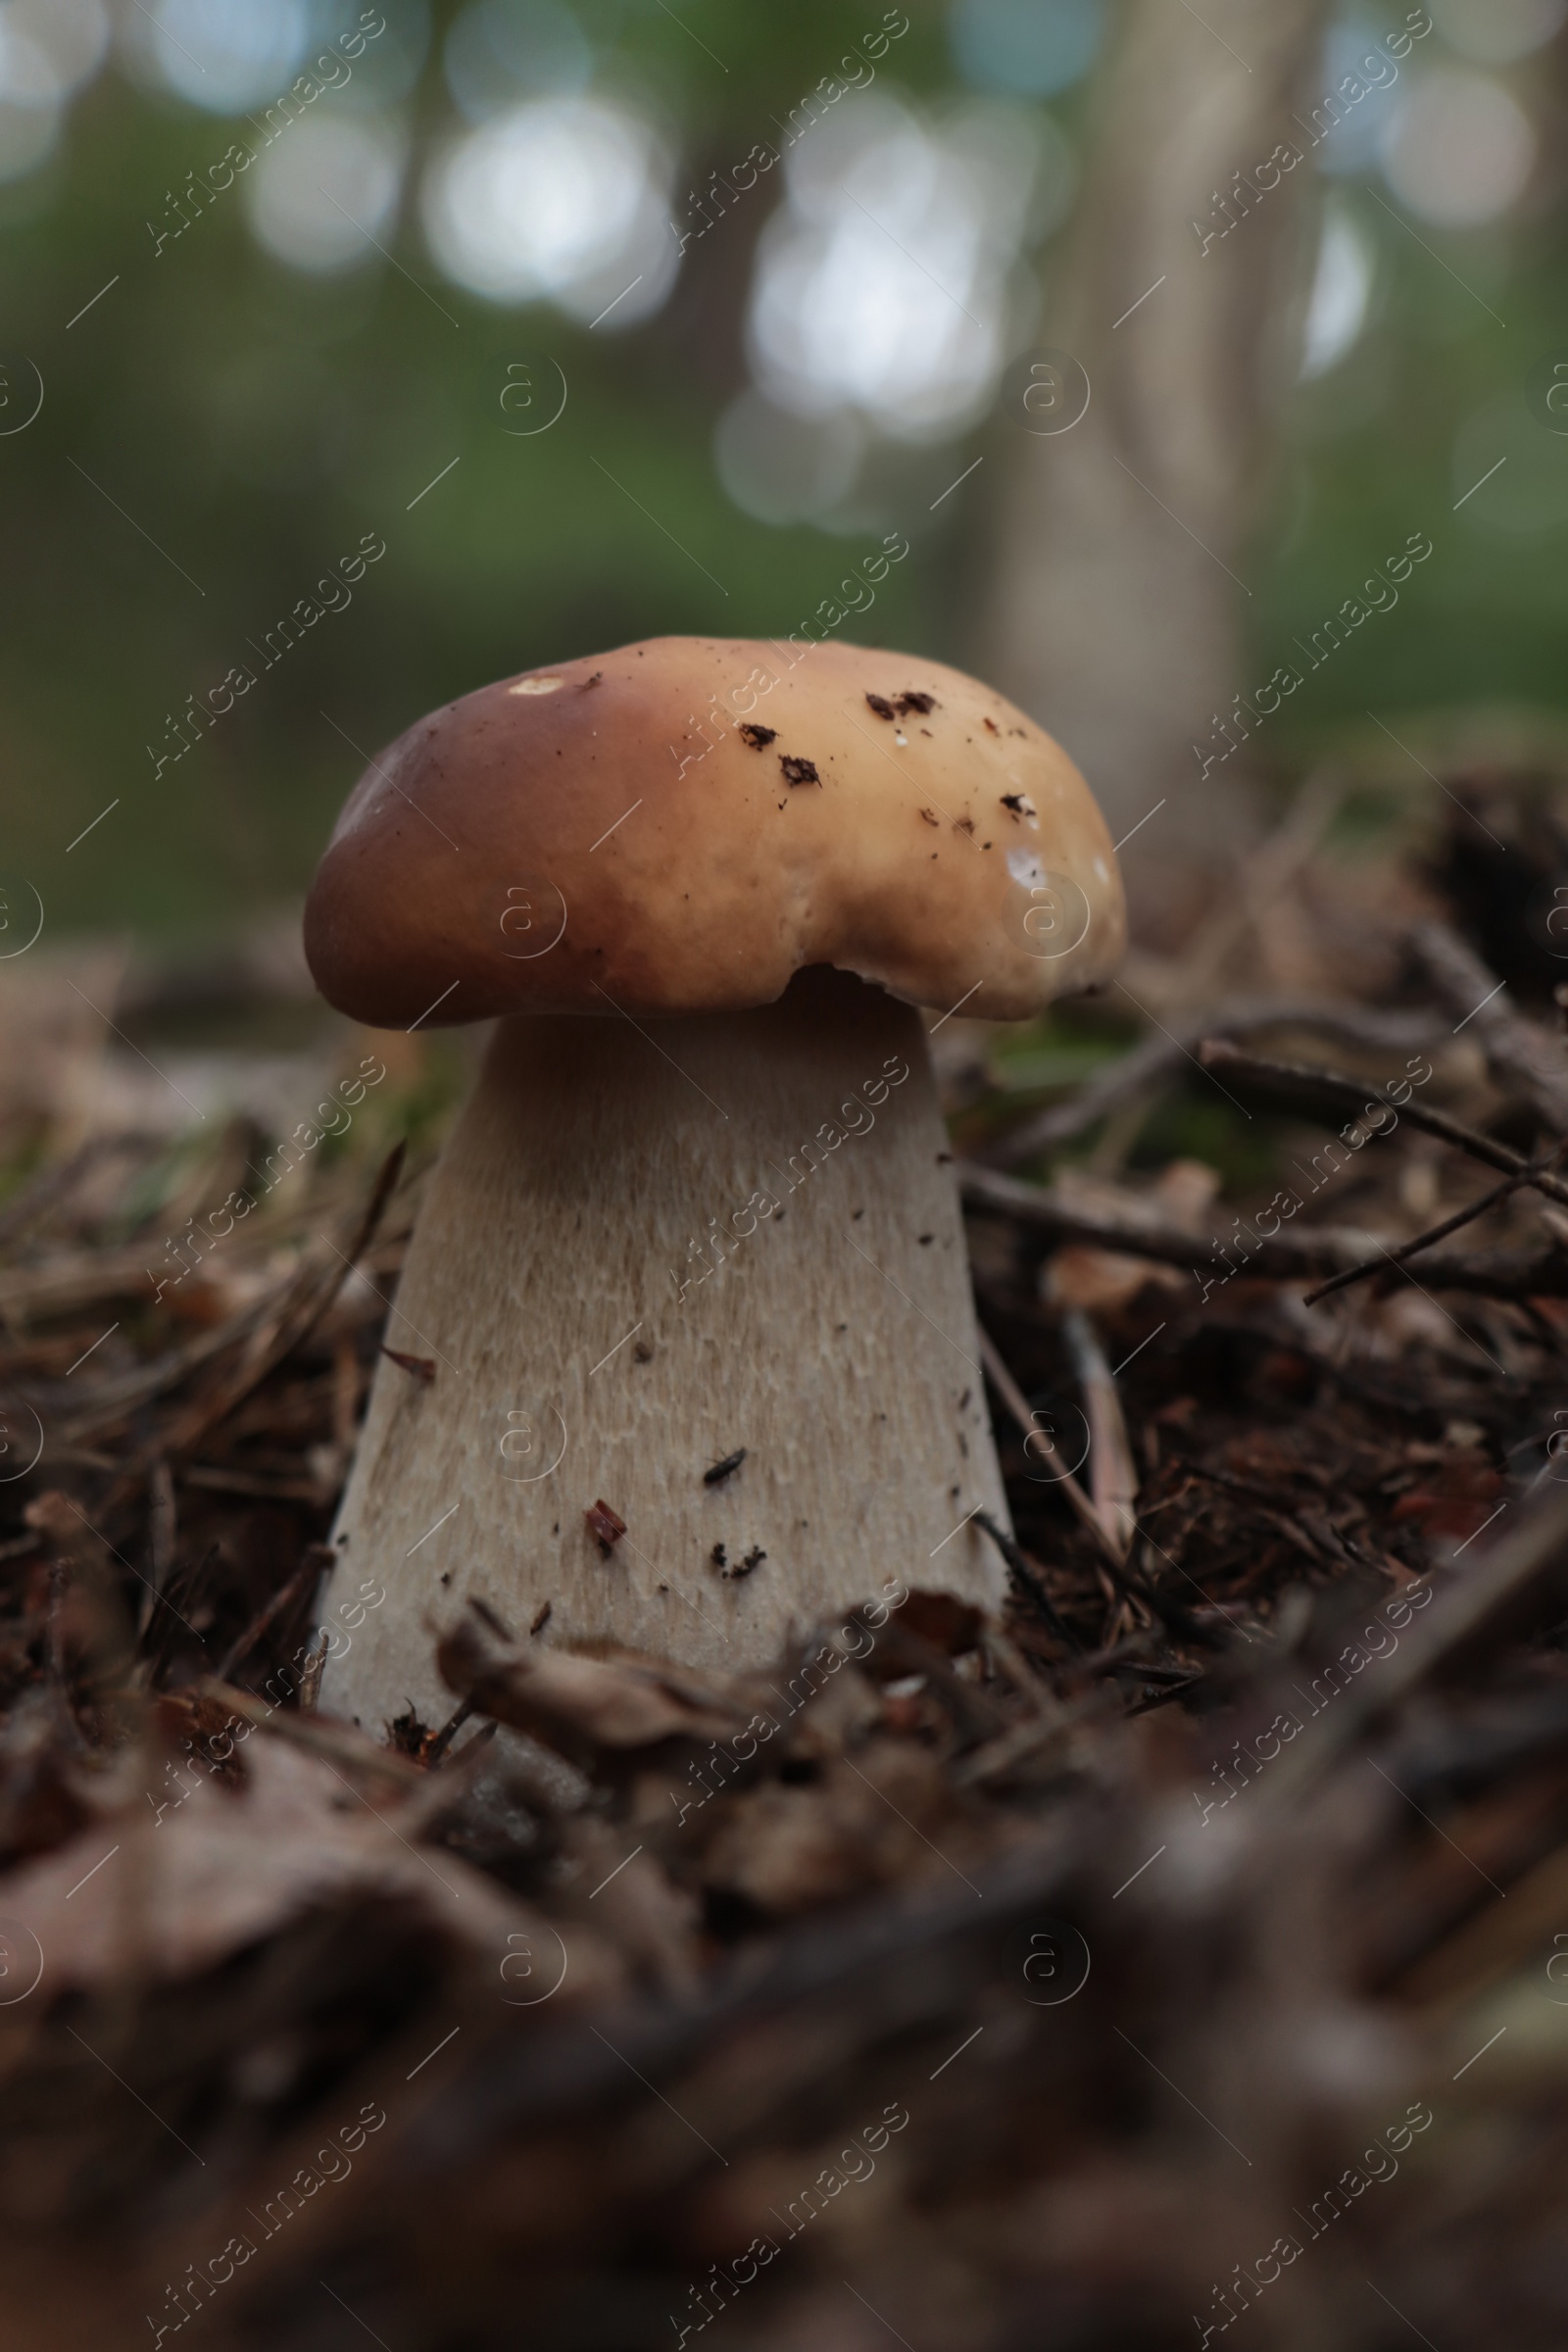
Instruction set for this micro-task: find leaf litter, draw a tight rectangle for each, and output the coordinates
[1,786,1568,2347]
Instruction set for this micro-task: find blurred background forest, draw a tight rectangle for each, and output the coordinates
[1,0,1565,954]
[10,18,1568,2345]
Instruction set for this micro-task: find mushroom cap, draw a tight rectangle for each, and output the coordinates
[303,637,1125,1027]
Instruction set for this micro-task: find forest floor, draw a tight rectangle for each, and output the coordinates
[2,778,1568,2351]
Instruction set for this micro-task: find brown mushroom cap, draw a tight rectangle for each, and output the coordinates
[303,636,1125,1027]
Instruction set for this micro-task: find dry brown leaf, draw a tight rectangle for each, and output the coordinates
[437,1609,752,1751]
[698,1742,975,1915]
[554,1817,701,1996]
[1062,1309,1139,1563]
[0,1732,547,2000]
[1043,1161,1221,1312]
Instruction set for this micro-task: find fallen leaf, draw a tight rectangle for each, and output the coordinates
[438,1609,751,1751]
[0,1730,550,1997]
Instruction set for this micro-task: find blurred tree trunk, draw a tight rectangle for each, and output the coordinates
[971,0,1334,943]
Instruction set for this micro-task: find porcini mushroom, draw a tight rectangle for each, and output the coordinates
[305,637,1124,1732]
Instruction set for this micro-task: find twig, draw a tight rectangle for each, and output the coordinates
[55,1285,297,1443]
[1102,1658,1200,1686]
[963,1161,1370,1280]
[1125,1674,1204,1714]
[1412,920,1568,1131]
[1303,1153,1563,1305]
[963,1158,1568,1301]
[1163,1460,1333,1567]
[139,1455,176,1637]
[977,1322,1131,1568]
[1378,1245,1568,1299]
[1253,1484,1568,1810]
[426,1694,477,1766]
[984,997,1440,1167]
[195,1675,426,1785]
[298,1630,329,1714]
[157,1142,407,1464]
[0,1133,156,1251]
[1060,1309,1138,1560]
[975,1328,1217,1648]
[1200,1042,1568,1208]
[216,1545,333,1683]
[972,1509,1084,1654]
[1164,770,1347,1004]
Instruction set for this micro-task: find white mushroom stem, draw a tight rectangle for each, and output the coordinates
[318,970,1010,1735]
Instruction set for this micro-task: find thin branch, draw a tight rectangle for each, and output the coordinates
[972,1509,1084,1655]
[963,1160,1365,1278]
[1411,921,1568,1132]
[1200,1043,1568,1208]
[977,1322,1130,1567]
[960,1158,1568,1301]
[1303,1152,1564,1305]
[216,1547,330,1682]
[984,997,1440,1167]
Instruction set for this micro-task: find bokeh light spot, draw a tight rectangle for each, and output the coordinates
[746,98,1065,444]
[949,0,1102,98]
[422,97,675,322]
[443,0,590,122]
[0,13,62,183]
[1382,68,1535,228]
[245,113,405,274]
[1300,208,1375,379]
[713,392,865,526]
[3,0,107,97]
[1429,0,1566,65]
[142,0,314,114]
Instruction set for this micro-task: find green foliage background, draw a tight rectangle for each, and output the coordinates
[1,0,1563,943]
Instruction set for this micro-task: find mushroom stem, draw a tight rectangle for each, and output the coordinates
[319,970,1010,1734]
